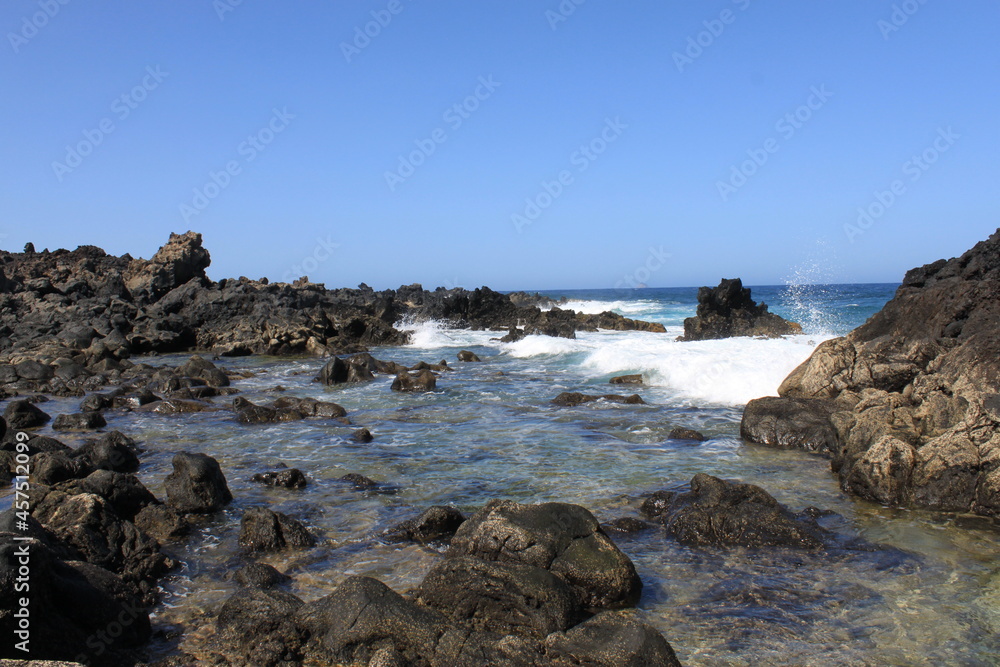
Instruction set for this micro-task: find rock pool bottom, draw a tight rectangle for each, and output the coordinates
[24,340,1000,666]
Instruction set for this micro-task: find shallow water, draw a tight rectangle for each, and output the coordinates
[11,284,1000,665]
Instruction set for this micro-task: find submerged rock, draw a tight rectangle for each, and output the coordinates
[52,410,107,431]
[252,467,308,489]
[679,278,800,341]
[552,392,646,407]
[384,505,465,544]
[390,370,437,392]
[743,228,1000,516]
[609,373,643,385]
[668,427,707,442]
[641,473,825,549]
[458,350,481,362]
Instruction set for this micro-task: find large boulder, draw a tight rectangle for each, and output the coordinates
[418,556,581,638]
[741,396,840,456]
[316,356,374,385]
[390,370,437,392]
[296,576,448,666]
[641,473,825,549]
[163,452,232,513]
[448,500,642,609]
[30,491,173,583]
[543,609,683,666]
[0,528,151,666]
[744,228,1000,516]
[679,278,800,341]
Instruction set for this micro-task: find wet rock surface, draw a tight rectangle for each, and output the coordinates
[641,474,826,549]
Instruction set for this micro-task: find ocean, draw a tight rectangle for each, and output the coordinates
[24,283,1000,665]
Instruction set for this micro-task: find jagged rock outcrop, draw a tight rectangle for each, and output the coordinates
[680,278,801,341]
[742,228,1000,516]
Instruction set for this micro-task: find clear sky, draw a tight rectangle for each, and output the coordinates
[2,1,997,290]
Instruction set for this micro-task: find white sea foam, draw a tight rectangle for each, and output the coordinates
[552,299,662,317]
[400,319,494,349]
[578,331,830,405]
[501,328,828,406]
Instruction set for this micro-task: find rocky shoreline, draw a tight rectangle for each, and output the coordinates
[741,228,1000,516]
[1,230,998,665]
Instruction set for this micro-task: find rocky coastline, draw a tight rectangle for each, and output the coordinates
[742,228,1000,516]
[1,230,997,665]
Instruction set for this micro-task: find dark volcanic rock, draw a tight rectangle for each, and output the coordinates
[74,431,140,472]
[384,505,465,544]
[457,350,481,362]
[238,507,316,552]
[295,576,448,665]
[164,452,232,513]
[215,585,307,667]
[679,278,801,341]
[741,396,840,455]
[744,228,1000,516]
[4,399,51,429]
[350,427,374,443]
[449,499,642,609]
[134,504,190,542]
[252,467,308,489]
[0,532,152,666]
[642,473,825,549]
[610,373,643,385]
[418,555,581,638]
[316,355,375,385]
[668,427,708,442]
[390,369,437,392]
[544,609,682,666]
[234,562,291,589]
[30,491,174,583]
[552,392,646,407]
[52,410,107,431]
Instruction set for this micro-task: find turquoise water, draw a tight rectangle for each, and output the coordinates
[16,283,1000,665]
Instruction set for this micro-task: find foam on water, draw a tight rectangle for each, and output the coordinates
[494,327,828,406]
[553,299,662,317]
[579,331,831,405]
[398,319,494,349]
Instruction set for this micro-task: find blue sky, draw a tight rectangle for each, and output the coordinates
[2,1,997,290]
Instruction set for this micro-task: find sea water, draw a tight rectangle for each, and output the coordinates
[15,283,1000,665]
